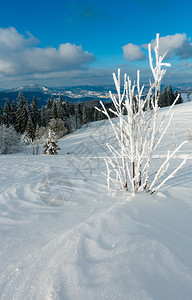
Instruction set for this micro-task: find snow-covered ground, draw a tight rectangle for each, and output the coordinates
[181,92,192,103]
[0,102,192,300]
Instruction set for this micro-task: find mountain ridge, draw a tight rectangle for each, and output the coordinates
[1,82,192,108]
[0,84,113,108]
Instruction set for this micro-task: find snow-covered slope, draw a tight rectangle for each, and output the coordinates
[0,102,192,299]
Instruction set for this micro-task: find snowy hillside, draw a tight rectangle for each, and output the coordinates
[0,101,192,299]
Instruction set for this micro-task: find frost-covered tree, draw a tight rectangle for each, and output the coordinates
[48,118,68,138]
[43,129,60,155]
[21,131,40,155]
[21,131,32,154]
[31,139,40,155]
[0,125,21,154]
[96,34,187,195]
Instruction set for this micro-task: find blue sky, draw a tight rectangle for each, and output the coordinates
[0,0,192,88]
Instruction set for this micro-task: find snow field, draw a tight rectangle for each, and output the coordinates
[0,101,192,299]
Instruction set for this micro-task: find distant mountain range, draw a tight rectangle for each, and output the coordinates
[0,82,192,108]
[0,84,115,108]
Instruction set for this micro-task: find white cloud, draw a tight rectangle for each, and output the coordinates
[0,27,95,76]
[149,33,192,59]
[122,43,146,61]
[123,33,192,63]
[0,27,38,51]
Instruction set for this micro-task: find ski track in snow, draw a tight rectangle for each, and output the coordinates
[0,102,192,299]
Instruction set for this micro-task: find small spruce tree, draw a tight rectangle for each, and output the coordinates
[43,129,60,155]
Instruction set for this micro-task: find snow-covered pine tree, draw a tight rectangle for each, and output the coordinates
[11,101,17,129]
[31,96,40,129]
[41,106,46,127]
[50,96,54,107]
[52,101,58,119]
[65,99,70,114]
[0,105,3,125]
[93,108,98,121]
[16,105,28,134]
[167,85,175,106]
[68,103,77,132]
[15,93,28,134]
[159,86,168,107]
[43,129,61,155]
[26,100,32,117]
[96,33,188,195]
[4,99,12,127]
[82,105,88,125]
[57,95,64,120]
[76,103,83,129]
[46,98,53,124]
[26,117,35,141]
[87,107,94,123]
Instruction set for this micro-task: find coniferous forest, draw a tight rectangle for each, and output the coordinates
[0,85,182,154]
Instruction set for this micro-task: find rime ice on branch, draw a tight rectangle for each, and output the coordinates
[96,34,188,195]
